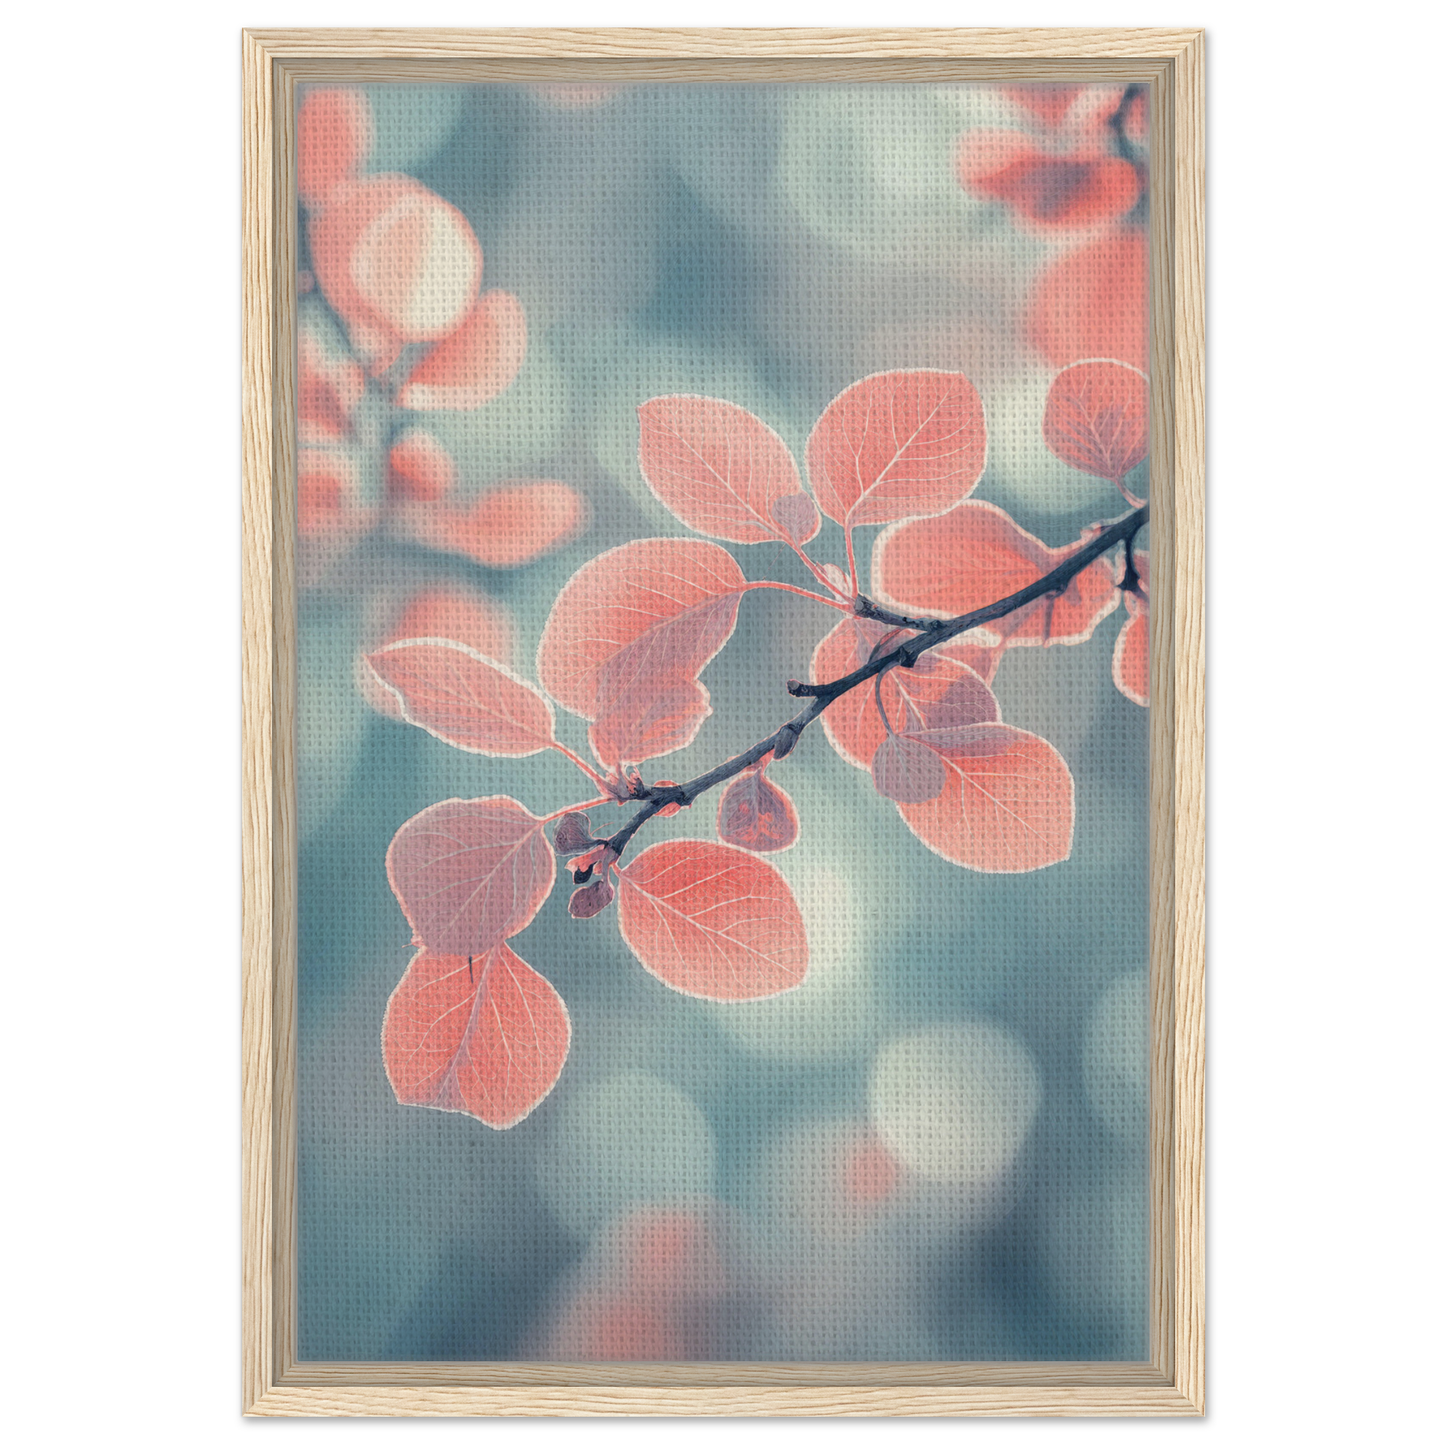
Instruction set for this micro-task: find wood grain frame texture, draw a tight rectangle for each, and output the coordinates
[242,27,1204,1418]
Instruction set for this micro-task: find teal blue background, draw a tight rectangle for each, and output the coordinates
[296,82,1150,1363]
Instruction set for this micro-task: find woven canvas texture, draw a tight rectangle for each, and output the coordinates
[295,81,1151,1364]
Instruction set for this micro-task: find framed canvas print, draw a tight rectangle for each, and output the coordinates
[242,27,1203,1417]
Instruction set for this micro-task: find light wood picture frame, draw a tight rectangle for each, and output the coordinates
[242,26,1204,1417]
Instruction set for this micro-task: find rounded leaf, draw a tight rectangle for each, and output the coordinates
[395,480,585,568]
[1028,231,1149,373]
[896,726,1074,872]
[552,812,598,857]
[388,428,456,501]
[382,944,570,1128]
[569,874,616,919]
[367,638,556,756]
[617,840,808,1000]
[871,733,946,804]
[716,767,800,853]
[398,290,527,411]
[637,395,815,545]
[812,616,1000,771]
[536,538,746,767]
[298,87,372,210]
[386,796,555,957]
[309,175,483,365]
[1043,360,1149,483]
[872,500,1119,648]
[805,370,986,529]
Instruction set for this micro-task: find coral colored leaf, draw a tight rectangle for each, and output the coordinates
[871,734,946,804]
[569,874,616,918]
[536,538,747,767]
[552,812,598,856]
[1029,231,1149,373]
[716,767,800,853]
[309,175,483,364]
[298,87,372,210]
[361,585,514,721]
[588,682,710,770]
[637,395,815,545]
[772,493,820,545]
[805,370,986,529]
[1113,551,1149,706]
[896,726,1074,872]
[386,796,556,957]
[906,721,1021,759]
[957,131,1138,231]
[1006,83,1084,129]
[388,429,456,501]
[367,639,556,757]
[398,290,526,411]
[1043,360,1149,483]
[811,617,1000,771]
[871,501,1119,649]
[382,943,570,1129]
[616,840,808,1000]
[397,481,585,568]
[919,675,1003,731]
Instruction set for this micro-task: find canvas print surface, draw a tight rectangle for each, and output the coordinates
[294,79,1152,1364]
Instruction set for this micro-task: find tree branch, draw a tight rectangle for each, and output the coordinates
[596,505,1148,860]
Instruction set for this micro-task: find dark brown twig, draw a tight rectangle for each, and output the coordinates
[597,505,1148,860]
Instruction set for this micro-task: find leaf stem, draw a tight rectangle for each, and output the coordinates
[548,742,609,790]
[789,542,853,599]
[598,505,1148,861]
[743,579,853,612]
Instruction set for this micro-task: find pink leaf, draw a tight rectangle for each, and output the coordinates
[716,767,800,853]
[386,796,556,957]
[804,370,986,529]
[587,681,711,770]
[771,493,821,546]
[896,726,1074,872]
[397,290,527,411]
[298,87,372,210]
[871,500,1119,649]
[552,812,598,856]
[637,395,815,545]
[616,840,808,1000]
[536,538,747,767]
[905,721,1022,759]
[569,874,616,919]
[811,617,1000,771]
[1113,550,1149,706]
[367,639,556,756]
[871,734,946,804]
[956,131,1139,232]
[359,584,514,721]
[1028,231,1149,373]
[309,175,483,364]
[395,480,585,568]
[919,675,1001,731]
[382,944,570,1129]
[1043,360,1149,483]
[1006,83,1084,129]
[388,429,456,501]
